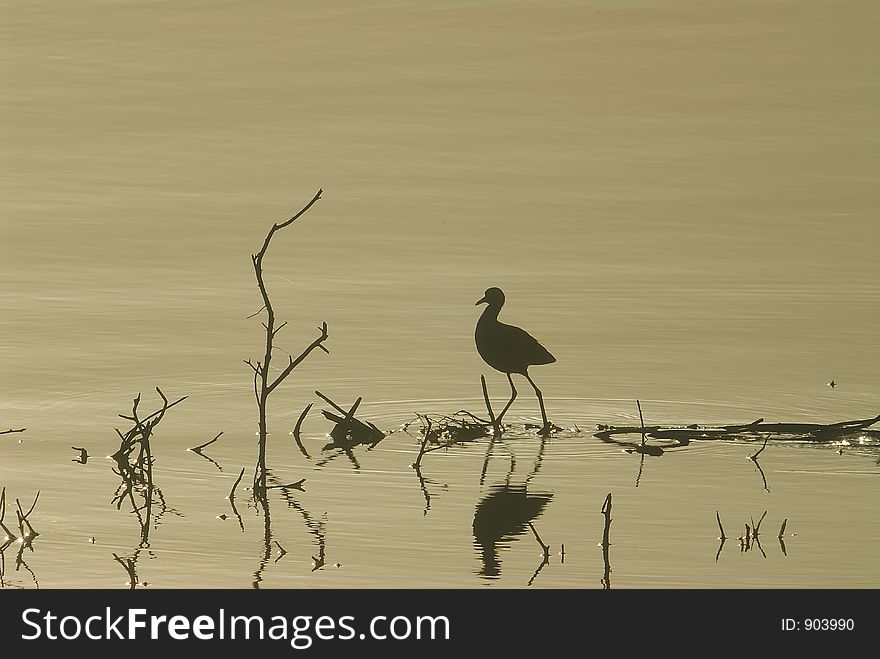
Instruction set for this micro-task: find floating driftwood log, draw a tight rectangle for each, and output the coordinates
[595,413,880,445]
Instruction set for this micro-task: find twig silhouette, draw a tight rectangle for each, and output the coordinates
[188,432,224,471]
[778,518,788,556]
[112,553,138,589]
[413,465,432,516]
[716,510,727,540]
[0,488,15,547]
[715,511,726,562]
[635,400,648,487]
[266,479,305,491]
[245,189,328,498]
[526,522,551,587]
[749,434,770,461]
[228,467,246,502]
[292,403,313,459]
[748,434,771,492]
[600,493,613,589]
[190,431,223,453]
[528,522,550,556]
[413,418,432,470]
[110,389,182,547]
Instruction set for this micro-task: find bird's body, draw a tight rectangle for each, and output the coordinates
[474,287,555,432]
[476,311,555,375]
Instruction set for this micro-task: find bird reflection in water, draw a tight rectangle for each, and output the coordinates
[472,483,552,580]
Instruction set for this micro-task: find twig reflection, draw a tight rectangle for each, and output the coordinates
[227,467,246,531]
[272,473,328,572]
[0,487,41,589]
[413,465,432,516]
[714,511,791,560]
[748,435,771,493]
[526,522,551,587]
[600,493,613,589]
[292,403,313,459]
[188,431,224,472]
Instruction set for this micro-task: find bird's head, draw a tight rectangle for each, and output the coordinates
[476,287,505,307]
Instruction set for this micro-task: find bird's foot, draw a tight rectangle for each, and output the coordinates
[537,422,563,437]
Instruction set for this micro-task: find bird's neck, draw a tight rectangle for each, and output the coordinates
[479,303,502,323]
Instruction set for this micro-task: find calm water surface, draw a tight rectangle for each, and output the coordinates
[0,0,877,588]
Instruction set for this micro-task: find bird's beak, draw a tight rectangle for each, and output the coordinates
[475,296,487,306]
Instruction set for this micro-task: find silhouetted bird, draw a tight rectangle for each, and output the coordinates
[475,287,555,433]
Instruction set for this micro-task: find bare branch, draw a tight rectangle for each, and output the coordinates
[247,190,326,496]
[267,322,329,394]
[255,189,323,260]
[119,393,186,424]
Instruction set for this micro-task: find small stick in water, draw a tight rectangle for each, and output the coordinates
[190,431,223,453]
[228,467,246,501]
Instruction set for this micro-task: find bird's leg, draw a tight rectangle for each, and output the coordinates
[496,373,518,424]
[524,372,550,435]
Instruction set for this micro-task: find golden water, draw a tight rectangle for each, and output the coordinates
[1,0,877,588]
